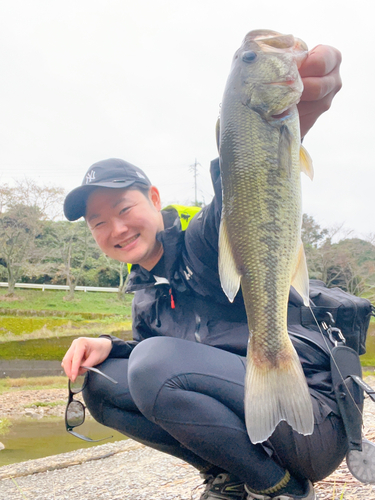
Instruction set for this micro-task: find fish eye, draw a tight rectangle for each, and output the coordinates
[242,51,257,63]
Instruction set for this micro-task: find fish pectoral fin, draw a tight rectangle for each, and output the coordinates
[291,242,310,306]
[218,218,241,302]
[278,125,293,177]
[300,145,314,180]
[245,344,314,444]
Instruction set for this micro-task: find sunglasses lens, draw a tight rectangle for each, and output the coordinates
[66,401,85,427]
[69,374,87,394]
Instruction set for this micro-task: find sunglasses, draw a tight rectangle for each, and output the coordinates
[65,365,118,442]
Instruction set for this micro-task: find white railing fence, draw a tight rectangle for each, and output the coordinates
[0,282,119,293]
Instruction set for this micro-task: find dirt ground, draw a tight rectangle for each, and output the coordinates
[0,388,68,420]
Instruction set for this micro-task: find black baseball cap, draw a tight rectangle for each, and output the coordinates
[64,158,152,221]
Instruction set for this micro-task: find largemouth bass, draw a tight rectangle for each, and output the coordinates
[218,29,314,444]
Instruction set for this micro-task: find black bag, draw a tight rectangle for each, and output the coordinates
[288,279,374,355]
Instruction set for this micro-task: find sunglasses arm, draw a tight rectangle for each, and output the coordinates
[67,428,113,443]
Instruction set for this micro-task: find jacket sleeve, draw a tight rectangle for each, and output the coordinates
[99,335,139,358]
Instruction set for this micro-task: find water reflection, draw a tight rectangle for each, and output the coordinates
[0,418,126,467]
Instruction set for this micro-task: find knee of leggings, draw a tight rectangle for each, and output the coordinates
[128,337,179,420]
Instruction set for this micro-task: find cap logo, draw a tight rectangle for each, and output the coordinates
[86,170,96,184]
[136,172,146,179]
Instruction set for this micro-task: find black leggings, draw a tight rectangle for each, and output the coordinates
[83,337,347,491]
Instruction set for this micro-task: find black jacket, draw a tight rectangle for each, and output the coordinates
[106,158,338,413]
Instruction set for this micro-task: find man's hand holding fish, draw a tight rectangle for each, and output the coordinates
[298,44,342,137]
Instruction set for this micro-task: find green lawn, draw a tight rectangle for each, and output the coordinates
[0,288,133,316]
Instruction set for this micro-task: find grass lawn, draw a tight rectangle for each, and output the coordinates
[0,288,133,316]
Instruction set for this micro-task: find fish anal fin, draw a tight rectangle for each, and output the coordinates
[291,242,309,306]
[218,218,241,302]
[300,145,314,180]
[245,344,314,444]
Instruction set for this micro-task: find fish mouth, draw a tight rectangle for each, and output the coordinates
[271,107,293,120]
[115,234,140,249]
[265,79,296,86]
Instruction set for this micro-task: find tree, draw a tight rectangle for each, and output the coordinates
[301,213,329,248]
[301,214,330,281]
[302,213,375,297]
[0,181,65,295]
[325,239,375,296]
[102,256,129,299]
[49,220,99,299]
[0,179,64,220]
[0,204,42,293]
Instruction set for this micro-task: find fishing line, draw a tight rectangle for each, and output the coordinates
[307,302,364,420]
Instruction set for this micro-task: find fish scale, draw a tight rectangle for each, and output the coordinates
[218,30,314,444]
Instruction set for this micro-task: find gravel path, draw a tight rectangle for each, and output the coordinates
[0,440,204,500]
[1,435,375,500]
[0,380,375,499]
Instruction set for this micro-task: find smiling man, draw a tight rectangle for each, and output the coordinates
[62,45,344,500]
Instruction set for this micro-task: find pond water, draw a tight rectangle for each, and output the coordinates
[0,331,133,377]
[0,360,64,378]
[0,418,126,467]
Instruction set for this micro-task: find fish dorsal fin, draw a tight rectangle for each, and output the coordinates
[291,241,310,306]
[300,145,314,180]
[218,217,241,302]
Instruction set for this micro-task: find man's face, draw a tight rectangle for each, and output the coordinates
[86,186,164,271]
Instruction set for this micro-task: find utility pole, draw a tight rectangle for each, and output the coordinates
[189,158,201,206]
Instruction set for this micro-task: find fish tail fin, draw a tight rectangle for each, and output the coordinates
[245,344,314,444]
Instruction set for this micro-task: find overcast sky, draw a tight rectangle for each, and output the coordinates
[0,0,374,238]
